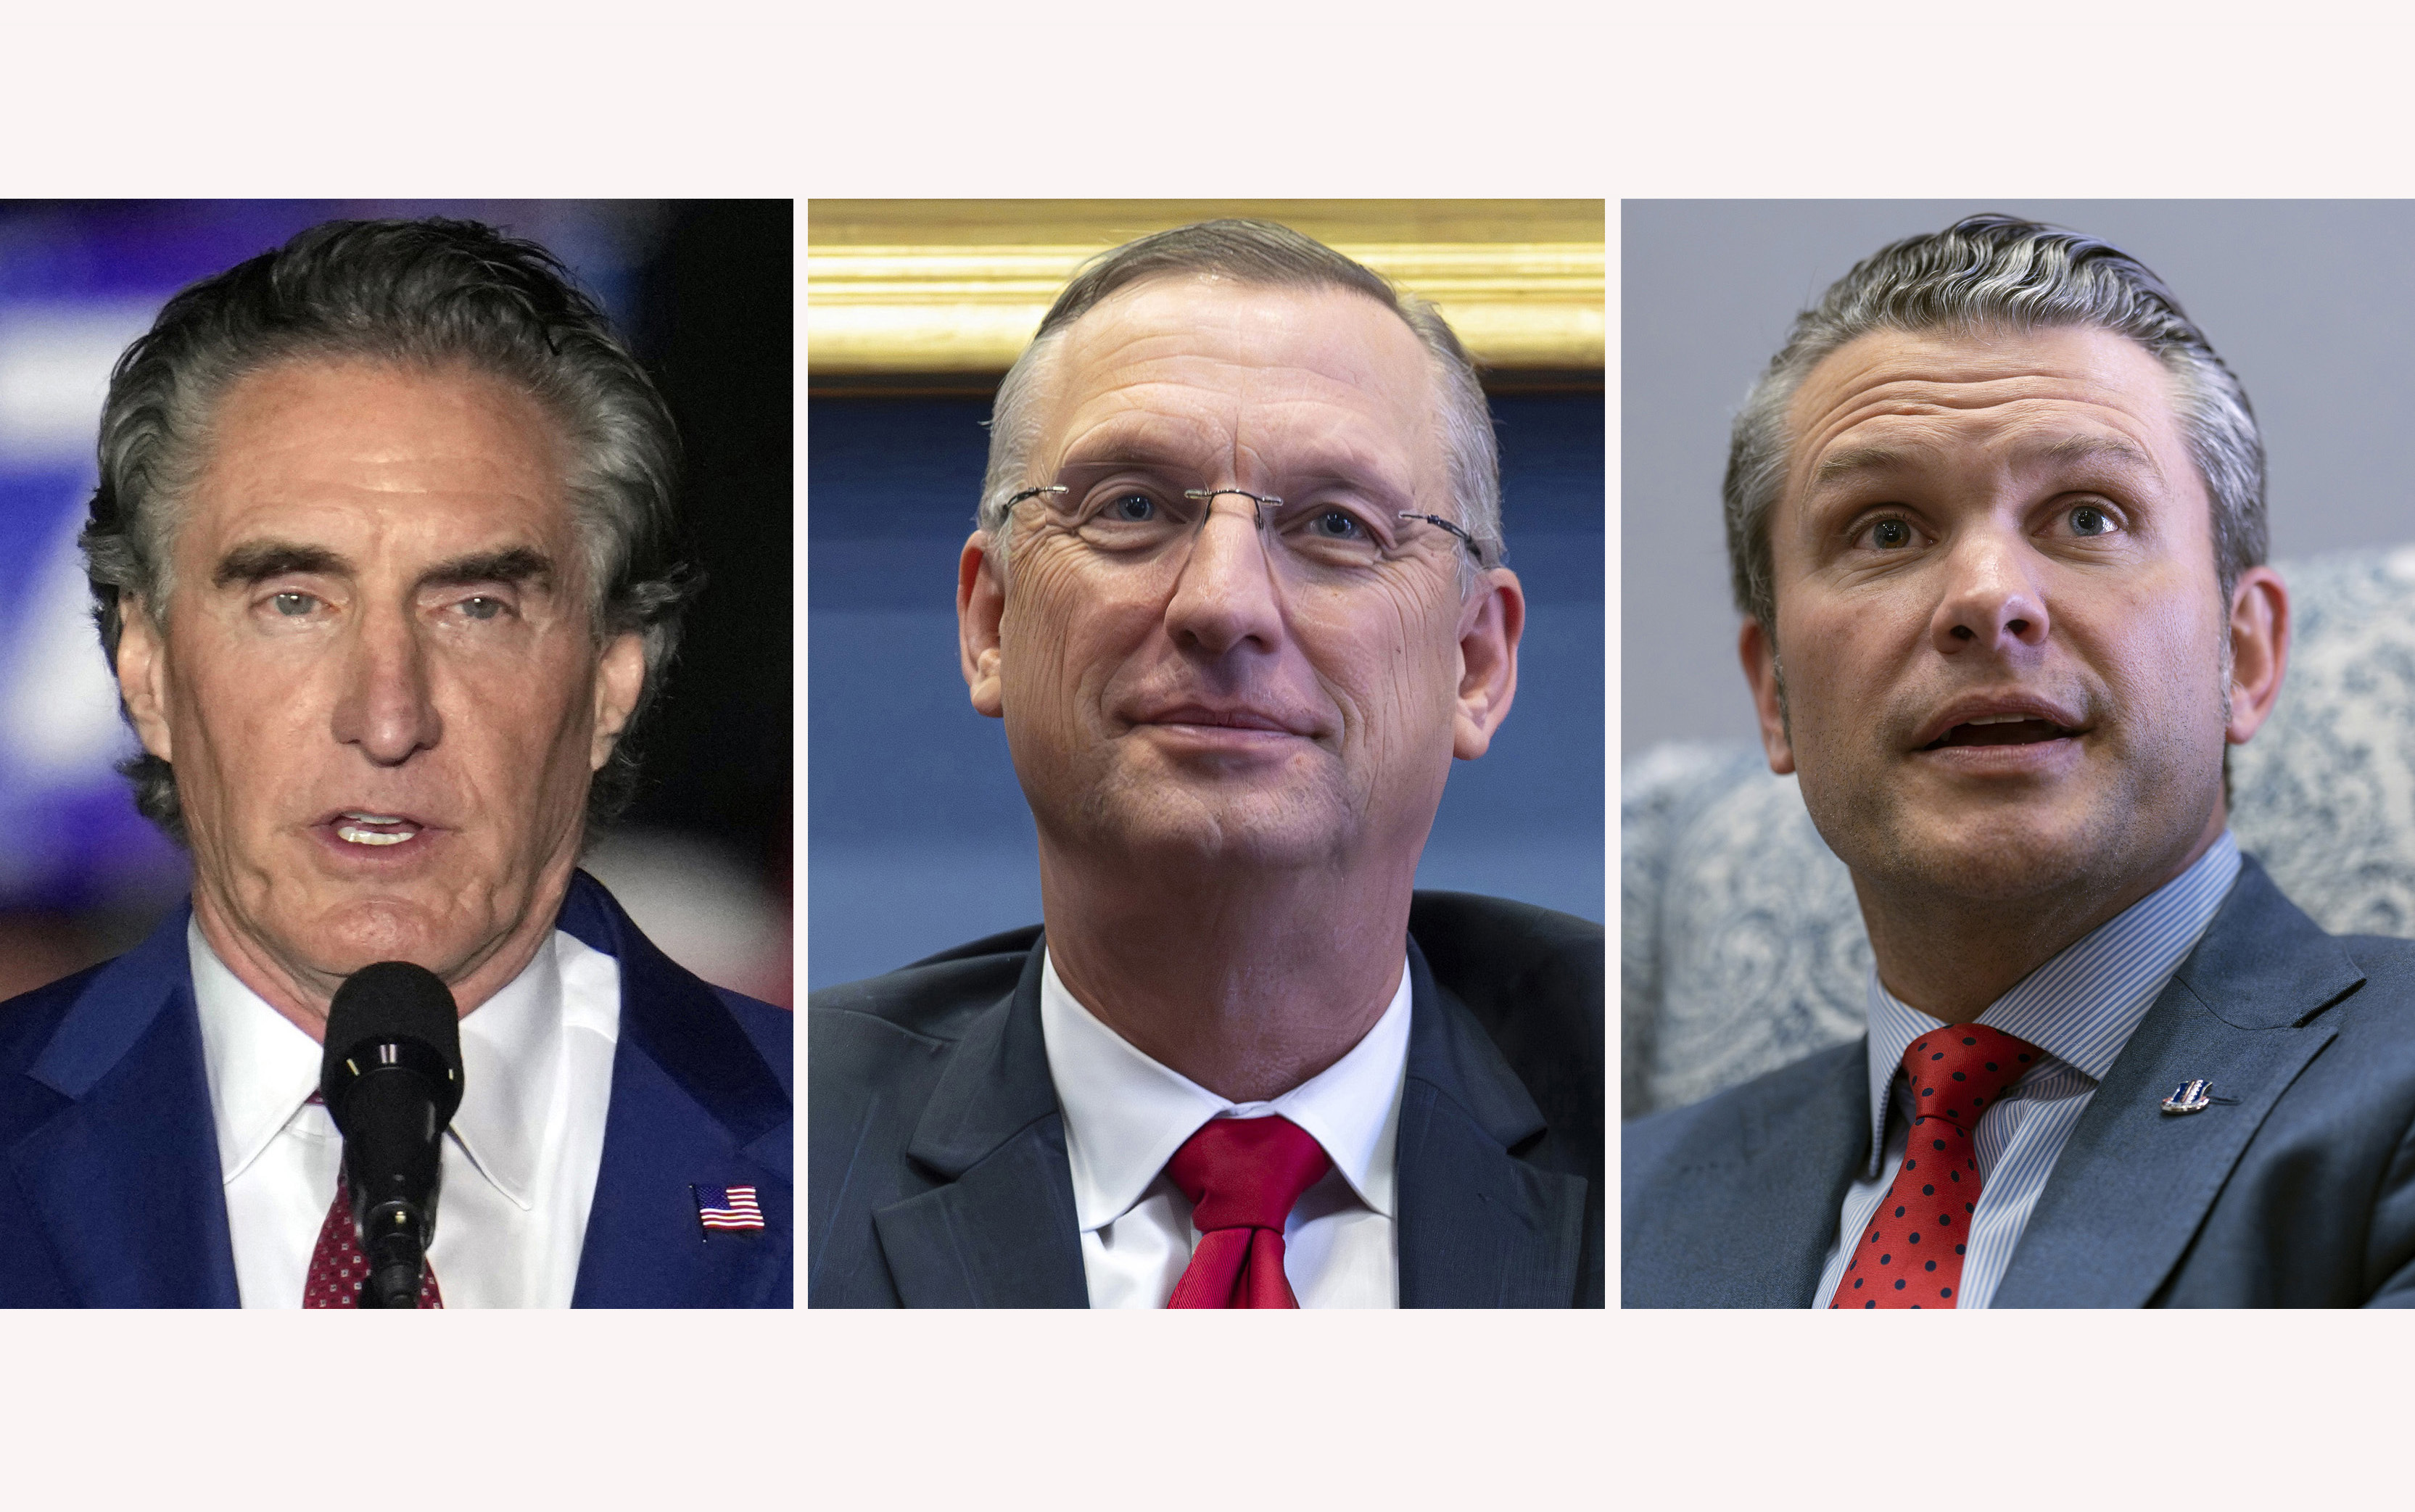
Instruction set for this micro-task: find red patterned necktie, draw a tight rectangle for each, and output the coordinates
[1164,1115,1332,1309]
[1836,1023,2039,1310]
[301,1172,443,1309]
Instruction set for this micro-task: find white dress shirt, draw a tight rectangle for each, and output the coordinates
[1812,832,2242,1309]
[190,920,622,1308]
[1038,947,1411,1308]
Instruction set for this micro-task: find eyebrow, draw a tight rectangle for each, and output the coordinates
[214,540,349,589]
[416,546,556,593]
[2026,433,2162,479]
[211,540,556,593]
[1057,436,1416,508]
[1810,443,1928,490]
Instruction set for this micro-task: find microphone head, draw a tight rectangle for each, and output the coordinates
[319,961,465,1128]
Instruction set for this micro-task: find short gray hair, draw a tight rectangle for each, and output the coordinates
[1723,213,2266,632]
[978,218,1502,592]
[81,216,699,843]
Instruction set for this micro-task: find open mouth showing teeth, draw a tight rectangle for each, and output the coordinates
[1923,714,2078,750]
[334,812,419,846]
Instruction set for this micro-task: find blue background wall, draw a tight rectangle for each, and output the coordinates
[807,391,1603,990]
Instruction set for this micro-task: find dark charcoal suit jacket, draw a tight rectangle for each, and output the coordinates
[0,871,792,1307]
[809,891,1603,1307]
[1624,857,2415,1307]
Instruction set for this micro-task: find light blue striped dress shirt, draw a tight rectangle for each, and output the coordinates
[1812,831,2242,1310]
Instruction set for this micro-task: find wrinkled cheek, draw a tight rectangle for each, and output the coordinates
[1328,623,1459,811]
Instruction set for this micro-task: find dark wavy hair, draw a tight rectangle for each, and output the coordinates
[80,217,700,843]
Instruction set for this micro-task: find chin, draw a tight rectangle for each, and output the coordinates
[297,895,479,978]
[1812,779,2115,905]
[1073,772,1357,873]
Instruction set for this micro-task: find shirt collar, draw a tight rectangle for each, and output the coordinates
[189,923,574,1209]
[1038,946,1413,1232]
[190,918,322,1187]
[1858,830,2242,1177]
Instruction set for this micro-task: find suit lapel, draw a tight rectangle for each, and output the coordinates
[1395,943,1590,1307]
[1629,1041,1868,1307]
[1993,861,2363,1308]
[564,875,793,1307]
[871,943,1087,1308]
[8,910,239,1307]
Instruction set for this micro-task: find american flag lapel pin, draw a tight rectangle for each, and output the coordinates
[692,1183,765,1238]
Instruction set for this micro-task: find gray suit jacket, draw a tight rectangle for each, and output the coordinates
[1623,857,2415,1307]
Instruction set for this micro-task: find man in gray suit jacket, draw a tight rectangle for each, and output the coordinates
[1624,214,2415,1307]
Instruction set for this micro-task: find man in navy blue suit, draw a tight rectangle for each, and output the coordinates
[809,221,1602,1308]
[0,219,789,1307]
[1624,215,2415,1307]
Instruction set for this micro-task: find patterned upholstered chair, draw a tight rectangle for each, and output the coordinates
[1622,548,2415,1118]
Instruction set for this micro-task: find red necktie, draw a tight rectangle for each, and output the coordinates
[1836,1023,2039,1310]
[301,1172,444,1309]
[1164,1115,1332,1309]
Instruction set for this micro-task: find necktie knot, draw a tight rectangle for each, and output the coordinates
[1899,1023,2039,1133]
[1162,1115,1331,1308]
[1165,1115,1332,1232]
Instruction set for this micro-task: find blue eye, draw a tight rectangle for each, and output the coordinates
[2071,505,2111,536]
[1310,509,1365,540]
[1110,493,1156,522]
[460,596,503,621]
[272,592,314,616]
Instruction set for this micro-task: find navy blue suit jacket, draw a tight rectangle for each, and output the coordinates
[809,892,1603,1307]
[1624,859,2415,1307]
[0,872,793,1307]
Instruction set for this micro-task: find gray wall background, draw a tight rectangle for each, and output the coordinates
[1625,200,2415,756]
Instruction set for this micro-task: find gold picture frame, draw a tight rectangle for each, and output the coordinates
[808,199,1603,388]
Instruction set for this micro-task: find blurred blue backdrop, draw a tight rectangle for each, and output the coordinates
[807,391,1605,991]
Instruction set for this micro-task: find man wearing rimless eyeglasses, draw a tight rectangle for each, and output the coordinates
[809,220,1603,1309]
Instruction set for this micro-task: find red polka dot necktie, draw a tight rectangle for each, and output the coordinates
[1835,1024,2039,1310]
[300,1172,444,1309]
[1163,1115,1332,1309]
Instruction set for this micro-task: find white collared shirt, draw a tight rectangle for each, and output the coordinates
[1038,946,1411,1309]
[190,920,622,1308]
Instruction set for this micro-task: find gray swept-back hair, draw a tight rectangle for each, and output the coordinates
[978,218,1503,592]
[81,217,700,844]
[1723,213,2265,632]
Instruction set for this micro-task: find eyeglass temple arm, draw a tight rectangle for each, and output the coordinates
[1402,512,1486,563]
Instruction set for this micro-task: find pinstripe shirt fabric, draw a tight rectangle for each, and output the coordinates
[1812,832,2242,1310]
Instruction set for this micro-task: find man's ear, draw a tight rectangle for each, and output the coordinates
[1452,568,1523,760]
[958,530,1006,720]
[2224,565,2290,745]
[115,595,174,763]
[1738,617,1796,775]
[588,631,647,770]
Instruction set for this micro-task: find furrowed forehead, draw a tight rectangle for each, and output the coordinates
[1783,325,2189,500]
[1036,280,1439,482]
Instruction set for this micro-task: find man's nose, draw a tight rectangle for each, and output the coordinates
[1163,495,1284,656]
[1930,528,2050,658]
[330,606,442,764]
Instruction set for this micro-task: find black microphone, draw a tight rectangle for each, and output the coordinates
[319,962,463,1309]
